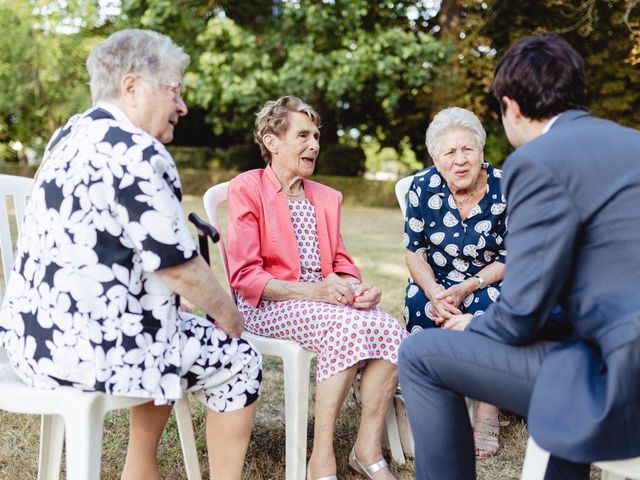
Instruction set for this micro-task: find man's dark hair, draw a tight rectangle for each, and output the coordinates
[492,34,587,120]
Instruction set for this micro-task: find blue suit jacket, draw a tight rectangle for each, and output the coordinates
[469,110,640,462]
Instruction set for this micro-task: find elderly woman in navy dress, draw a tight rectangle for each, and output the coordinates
[402,107,507,457]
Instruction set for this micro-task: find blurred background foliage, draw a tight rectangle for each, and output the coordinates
[1,0,638,178]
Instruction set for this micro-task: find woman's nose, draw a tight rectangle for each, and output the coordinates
[177,97,188,116]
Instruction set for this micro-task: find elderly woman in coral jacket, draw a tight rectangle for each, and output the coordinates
[226,95,407,480]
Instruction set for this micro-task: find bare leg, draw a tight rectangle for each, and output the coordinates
[206,402,258,480]
[474,402,500,457]
[121,402,171,480]
[353,359,398,480]
[308,364,359,479]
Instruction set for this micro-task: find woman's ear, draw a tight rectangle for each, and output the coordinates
[120,73,139,107]
[262,134,279,155]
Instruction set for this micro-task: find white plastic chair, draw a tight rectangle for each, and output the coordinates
[0,174,201,480]
[202,181,405,479]
[521,436,640,480]
[395,174,415,217]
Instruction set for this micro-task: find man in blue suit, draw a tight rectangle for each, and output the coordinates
[399,34,640,479]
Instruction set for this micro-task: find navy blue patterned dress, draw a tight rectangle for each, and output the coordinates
[403,164,507,333]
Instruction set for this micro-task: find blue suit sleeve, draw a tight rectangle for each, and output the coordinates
[468,154,580,344]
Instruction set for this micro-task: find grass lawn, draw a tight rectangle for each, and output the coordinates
[0,197,599,479]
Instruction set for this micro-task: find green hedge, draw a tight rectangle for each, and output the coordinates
[0,164,400,209]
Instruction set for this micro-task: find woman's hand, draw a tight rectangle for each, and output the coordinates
[434,281,474,311]
[442,313,474,331]
[429,284,462,324]
[316,272,356,305]
[351,282,382,310]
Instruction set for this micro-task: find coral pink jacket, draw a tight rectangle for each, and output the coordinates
[227,166,361,307]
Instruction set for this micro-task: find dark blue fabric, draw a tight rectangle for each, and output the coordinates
[403,164,507,332]
[399,329,589,480]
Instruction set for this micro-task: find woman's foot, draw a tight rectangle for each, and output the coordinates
[473,402,500,458]
[307,452,337,480]
[349,446,397,480]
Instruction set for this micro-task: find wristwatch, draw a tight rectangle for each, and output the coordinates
[473,275,487,290]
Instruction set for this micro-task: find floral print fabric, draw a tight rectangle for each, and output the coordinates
[0,103,261,410]
[236,199,406,382]
[403,164,508,333]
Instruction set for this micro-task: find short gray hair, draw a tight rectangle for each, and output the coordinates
[425,107,486,158]
[86,29,190,104]
[254,96,321,164]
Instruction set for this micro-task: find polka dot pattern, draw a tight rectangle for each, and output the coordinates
[237,199,406,382]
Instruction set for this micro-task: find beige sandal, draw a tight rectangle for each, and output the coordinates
[349,447,389,479]
[474,417,500,458]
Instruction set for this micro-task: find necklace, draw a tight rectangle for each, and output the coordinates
[283,185,305,197]
[453,182,478,207]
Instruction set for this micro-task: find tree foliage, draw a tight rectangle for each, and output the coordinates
[1,0,638,172]
[121,1,452,160]
[0,0,103,155]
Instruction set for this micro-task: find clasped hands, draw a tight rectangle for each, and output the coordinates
[430,282,474,331]
[319,272,381,310]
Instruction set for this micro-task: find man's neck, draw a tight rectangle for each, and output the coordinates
[517,118,554,147]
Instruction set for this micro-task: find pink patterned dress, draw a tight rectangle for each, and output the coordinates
[236,199,407,382]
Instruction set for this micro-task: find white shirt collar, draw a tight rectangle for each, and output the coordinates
[541,114,561,134]
[95,101,139,131]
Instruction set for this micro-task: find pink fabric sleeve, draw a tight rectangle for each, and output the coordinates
[226,179,275,307]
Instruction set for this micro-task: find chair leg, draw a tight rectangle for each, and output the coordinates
[465,397,477,427]
[63,400,105,480]
[521,437,550,480]
[383,399,405,465]
[37,414,64,480]
[282,352,313,480]
[174,396,202,480]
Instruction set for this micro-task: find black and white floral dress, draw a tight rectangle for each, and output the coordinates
[0,102,261,411]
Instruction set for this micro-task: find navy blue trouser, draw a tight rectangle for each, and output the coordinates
[398,329,590,480]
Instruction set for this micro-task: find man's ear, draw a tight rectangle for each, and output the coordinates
[262,133,279,155]
[502,96,522,122]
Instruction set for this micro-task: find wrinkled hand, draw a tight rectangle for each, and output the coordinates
[215,308,245,338]
[317,273,356,306]
[432,282,472,324]
[350,282,382,310]
[442,313,473,331]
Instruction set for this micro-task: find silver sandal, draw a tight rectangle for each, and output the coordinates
[348,447,389,479]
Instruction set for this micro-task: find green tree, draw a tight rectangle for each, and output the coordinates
[0,0,104,158]
[120,1,452,169]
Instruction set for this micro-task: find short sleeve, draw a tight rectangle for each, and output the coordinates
[112,146,198,272]
[403,176,428,254]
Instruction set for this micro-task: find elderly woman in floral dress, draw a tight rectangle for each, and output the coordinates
[402,107,507,457]
[227,95,407,480]
[0,29,261,480]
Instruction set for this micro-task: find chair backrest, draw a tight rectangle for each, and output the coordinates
[395,175,414,217]
[0,174,33,293]
[202,182,233,296]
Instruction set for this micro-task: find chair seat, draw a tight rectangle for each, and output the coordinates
[594,457,640,479]
[242,330,315,358]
